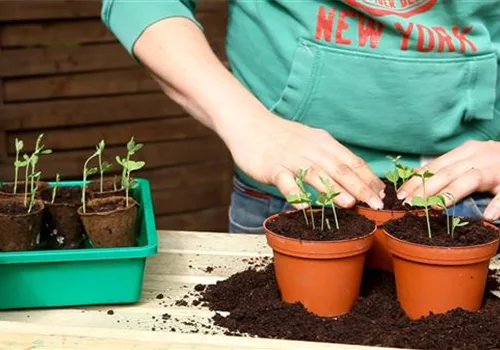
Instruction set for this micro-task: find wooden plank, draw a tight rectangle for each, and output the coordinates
[0,43,135,78]
[152,181,231,216]
[0,1,100,21]
[0,136,230,180]
[0,13,226,48]
[6,117,212,152]
[0,93,185,130]
[4,67,159,102]
[143,161,233,191]
[156,206,229,231]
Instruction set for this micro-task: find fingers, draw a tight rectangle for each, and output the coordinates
[271,165,307,209]
[484,192,500,221]
[303,167,355,208]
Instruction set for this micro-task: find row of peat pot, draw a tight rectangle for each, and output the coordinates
[264,206,500,320]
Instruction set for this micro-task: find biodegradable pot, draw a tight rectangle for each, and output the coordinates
[384,223,500,320]
[78,196,138,248]
[0,181,50,200]
[87,177,126,199]
[0,198,44,251]
[264,210,376,317]
[355,206,424,272]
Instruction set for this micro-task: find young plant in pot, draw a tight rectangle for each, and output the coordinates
[382,170,500,320]
[86,140,121,199]
[78,140,145,248]
[0,135,51,199]
[355,155,424,272]
[263,169,376,317]
[41,174,86,249]
[0,157,45,251]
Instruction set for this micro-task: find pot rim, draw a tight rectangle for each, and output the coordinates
[77,196,137,217]
[263,209,376,244]
[0,198,45,217]
[354,204,423,215]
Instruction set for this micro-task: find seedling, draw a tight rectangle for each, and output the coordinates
[22,134,52,206]
[51,174,60,204]
[435,192,469,239]
[119,137,143,189]
[385,155,414,191]
[319,176,340,230]
[116,158,145,207]
[410,170,438,238]
[27,171,41,214]
[13,138,24,194]
[96,140,112,193]
[385,156,401,190]
[286,169,315,228]
[81,149,100,213]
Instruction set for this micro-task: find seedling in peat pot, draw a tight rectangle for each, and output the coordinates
[51,174,60,204]
[116,158,145,207]
[410,170,438,238]
[118,137,143,190]
[81,149,100,213]
[319,176,340,230]
[286,169,315,228]
[27,171,41,214]
[96,140,113,193]
[13,138,24,194]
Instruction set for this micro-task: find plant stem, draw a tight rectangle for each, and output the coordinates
[98,150,103,193]
[321,205,325,231]
[331,204,339,230]
[326,218,331,230]
[301,208,309,226]
[24,159,30,207]
[125,166,130,207]
[13,150,19,194]
[82,153,98,213]
[422,179,432,239]
[309,207,315,229]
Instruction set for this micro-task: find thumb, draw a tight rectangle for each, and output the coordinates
[484,192,500,222]
[272,167,308,210]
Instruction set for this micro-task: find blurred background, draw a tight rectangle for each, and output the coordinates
[0,0,232,231]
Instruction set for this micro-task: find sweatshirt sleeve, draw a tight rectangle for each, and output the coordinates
[101,0,202,55]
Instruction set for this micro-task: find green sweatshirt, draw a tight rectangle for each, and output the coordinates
[102,0,500,199]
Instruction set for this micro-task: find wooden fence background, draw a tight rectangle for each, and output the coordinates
[0,0,233,232]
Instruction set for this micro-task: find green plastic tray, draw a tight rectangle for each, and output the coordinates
[0,178,158,309]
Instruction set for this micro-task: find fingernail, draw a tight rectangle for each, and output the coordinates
[484,207,498,221]
[379,190,386,199]
[338,193,355,207]
[368,197,383,210]
[403,197,412,206]
[397,191,407,200]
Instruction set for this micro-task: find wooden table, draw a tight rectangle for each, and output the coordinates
[0,231,498,350]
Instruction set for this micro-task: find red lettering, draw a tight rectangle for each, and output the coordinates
[358,16,384,48]
[336,10,355,45]
[315,6,335,42]
[452,26,477,53]
[432,26,455,52]
[416,24,435,52]
[394,22,414,50]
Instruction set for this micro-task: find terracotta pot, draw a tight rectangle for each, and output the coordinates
[0,181,50,200]
[87,177,126,199]
[384,223,500,320]
[264,210,375,317]
[355,206,423,272]
[0,198,44,251]
[78,196,137,248]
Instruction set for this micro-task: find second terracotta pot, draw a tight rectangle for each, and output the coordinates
[264,211,375,317]
[355,206,423,272]
[384,224,500,320]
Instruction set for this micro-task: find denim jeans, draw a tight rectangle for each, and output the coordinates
[228,174,498,234]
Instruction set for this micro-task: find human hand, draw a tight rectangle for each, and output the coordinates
[397,140,500,221]
[224,112,385,209]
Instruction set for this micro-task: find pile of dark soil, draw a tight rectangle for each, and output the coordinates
[383,213,499,247]
[358,179,413,211]
[196,264,500,350]
[266,210,375,241]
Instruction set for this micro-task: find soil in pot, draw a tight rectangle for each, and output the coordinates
[40,186,85,249]
[356,179,423,272]
[383,213,500,320]
[78,196,137,248]
[264,209,375,317]
[0,181,50,199]
[87,177,125,199]
[0,198,44,251]
[193,264,500,350]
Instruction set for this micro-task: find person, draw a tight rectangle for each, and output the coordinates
[101,0,500,233]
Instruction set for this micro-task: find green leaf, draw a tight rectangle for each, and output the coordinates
[115,156,124,166]
[133,143,144,153]
[428,195,445,207]
[41,149,52,155]
[396,166,414,180]
[15,139,23,152]
[102,162,113,171]
[286,194,307,204]
[23,154,30,161]
[386,155,401,163]
[86,167,98,176]
[385,169,399,184]
[127,137,136,153]
[126,160,145,171]
[411,196,427,207]
[316,192,328,206]
[98,140,105,150]
[422,170,434,178]
[14,160,27,167]
[29,171,41,178]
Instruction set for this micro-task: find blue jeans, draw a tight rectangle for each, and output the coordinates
[228,174,498,234]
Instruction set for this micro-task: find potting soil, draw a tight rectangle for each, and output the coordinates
[358,179,414,211]
[195,264,500,350]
